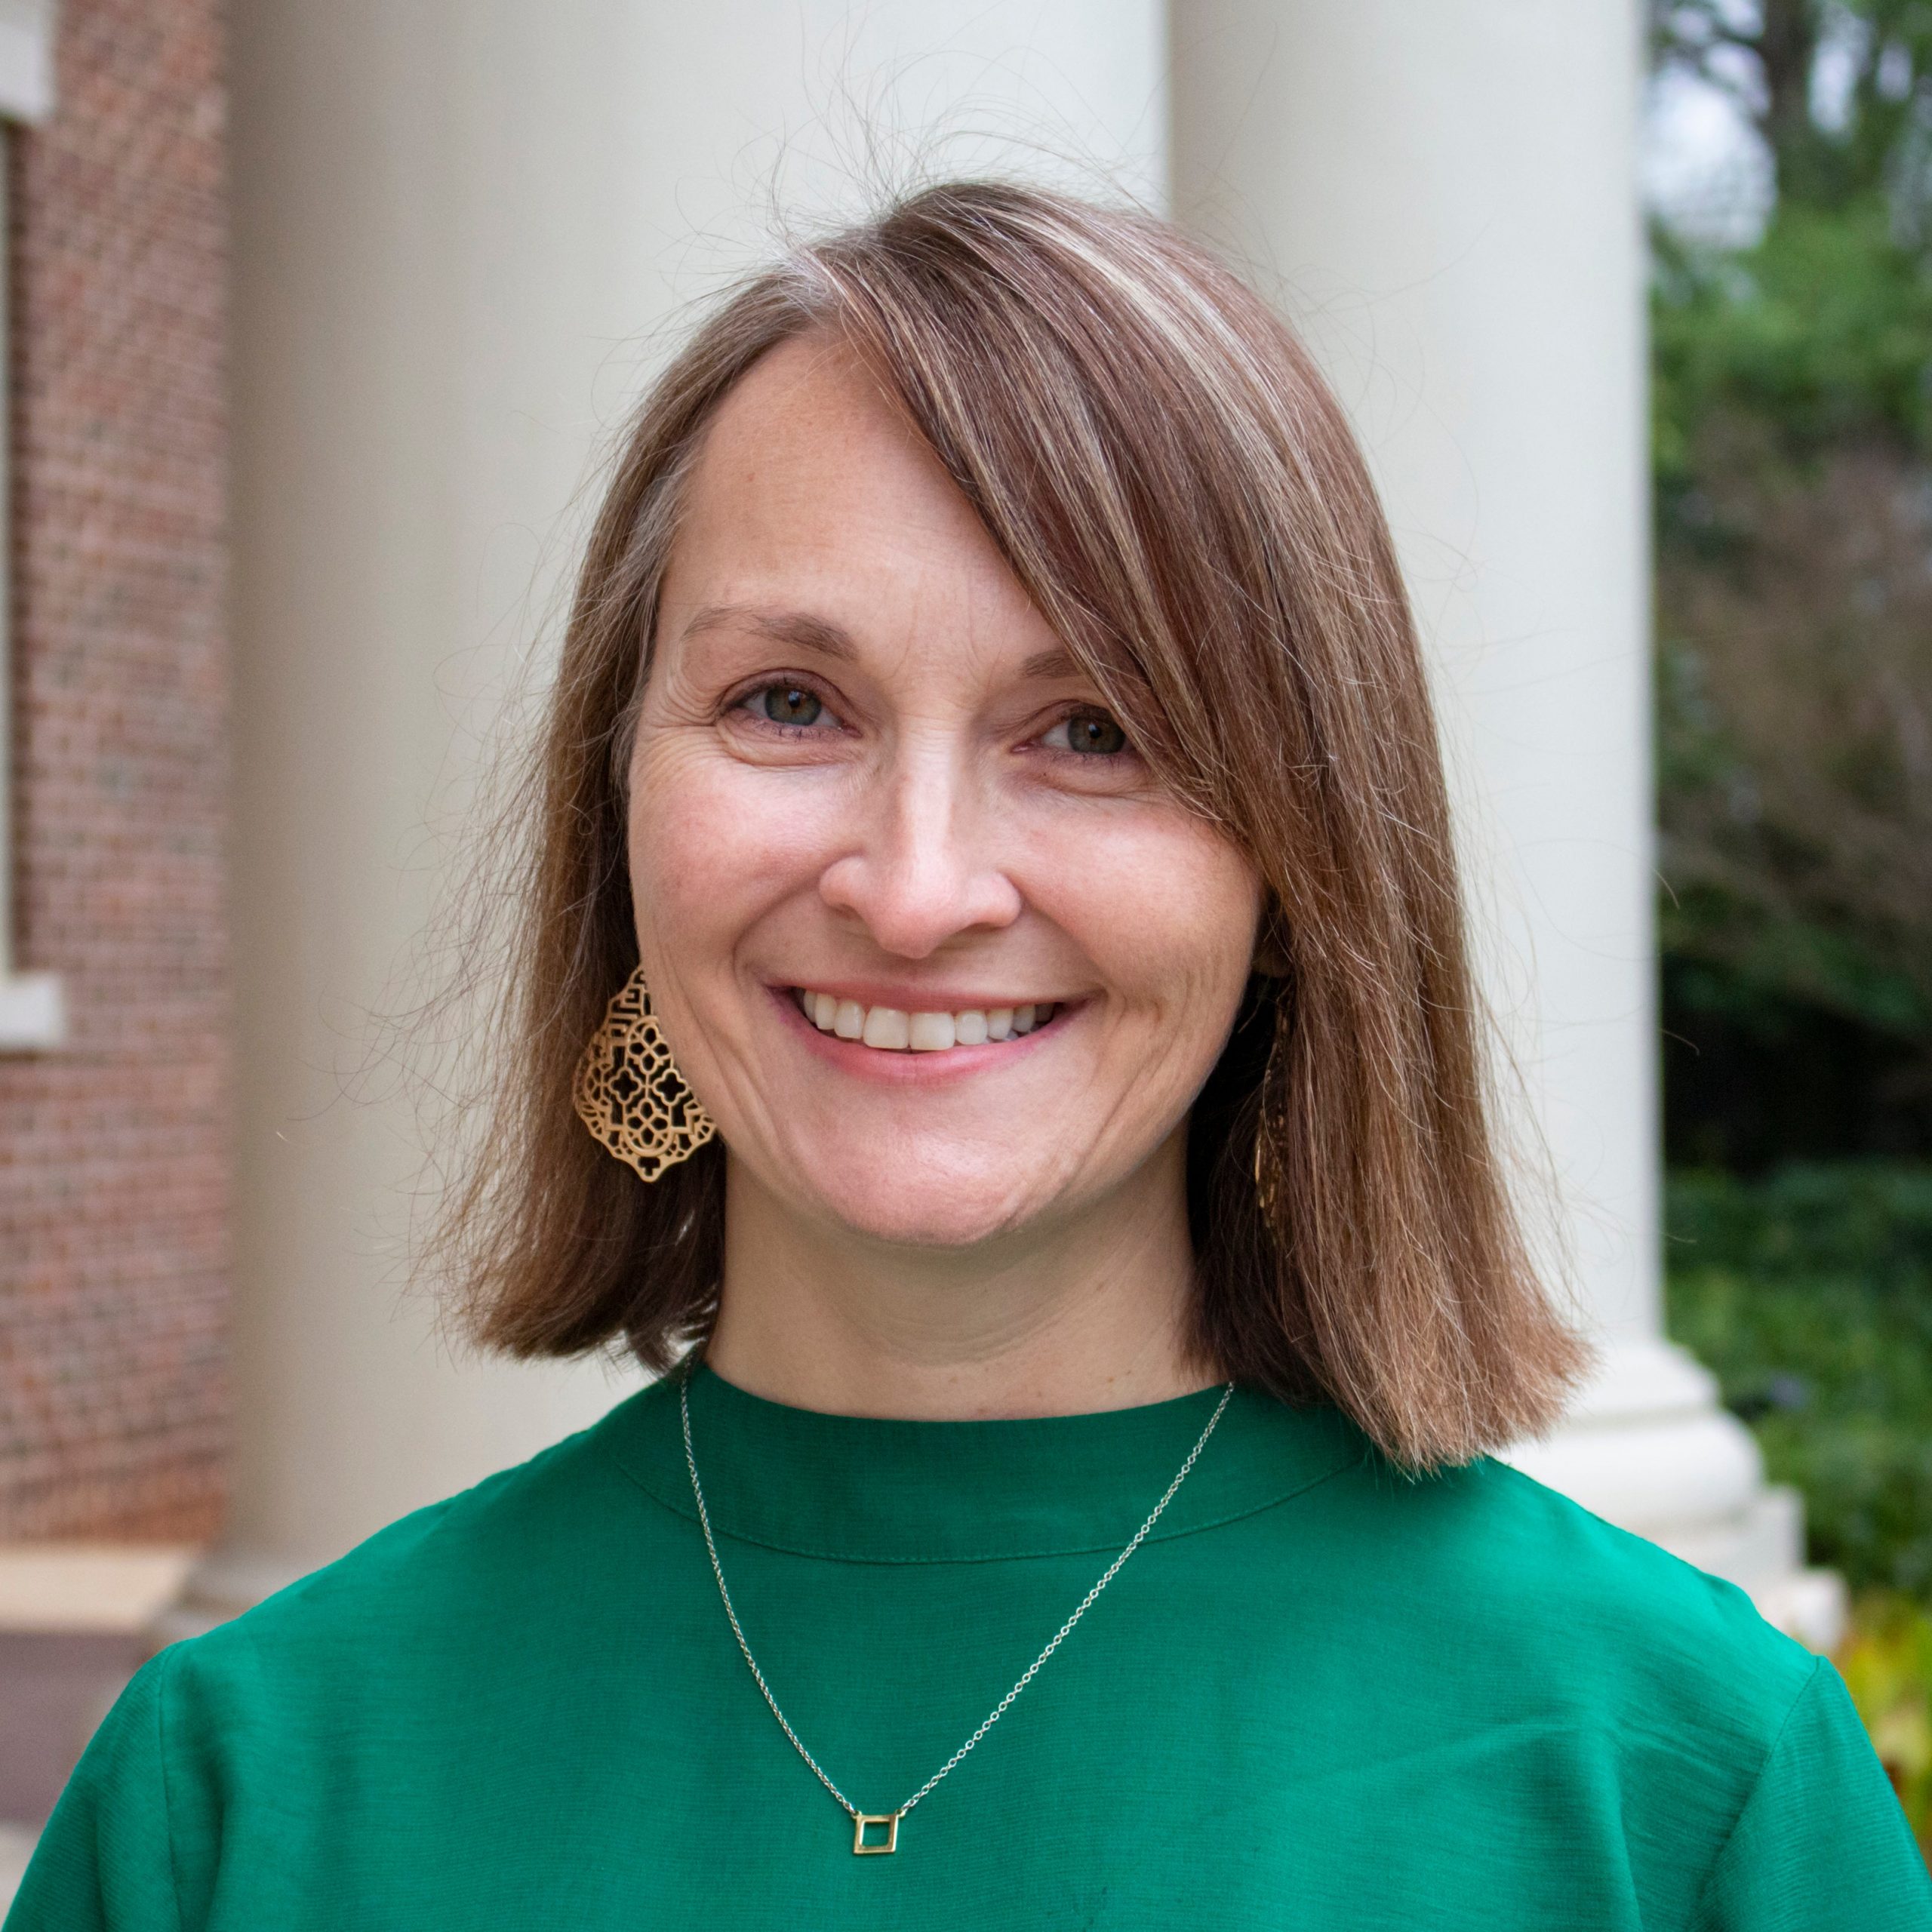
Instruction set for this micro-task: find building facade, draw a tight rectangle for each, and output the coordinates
[1,0,226,1550]
[0,0,226,1834]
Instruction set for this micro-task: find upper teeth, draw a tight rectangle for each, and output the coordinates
[795,989,1057,1051]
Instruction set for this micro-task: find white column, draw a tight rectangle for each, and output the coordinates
[212,1,1167,1607]
[1171,0,1838,1643]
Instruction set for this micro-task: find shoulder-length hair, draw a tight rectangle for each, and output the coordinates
[441,179,1589,1470]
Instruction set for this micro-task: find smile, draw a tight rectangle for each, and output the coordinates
[791,988,1061,1053]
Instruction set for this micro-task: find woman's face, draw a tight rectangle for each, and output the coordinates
[628,336,1263,1253]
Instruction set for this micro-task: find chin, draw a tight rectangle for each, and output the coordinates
[805,1162,1047,1252]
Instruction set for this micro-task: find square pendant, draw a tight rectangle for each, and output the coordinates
[853,1812,900,1855]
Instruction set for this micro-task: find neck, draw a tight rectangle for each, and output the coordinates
[706,1131,1214,1420]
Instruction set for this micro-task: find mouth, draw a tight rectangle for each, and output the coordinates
[788,986,1064,1054]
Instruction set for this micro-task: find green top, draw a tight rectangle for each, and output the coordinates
[9,1367,1929,1929]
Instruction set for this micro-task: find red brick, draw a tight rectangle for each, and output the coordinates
[0,0,228,1541]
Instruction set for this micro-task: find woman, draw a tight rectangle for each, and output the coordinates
[11,182,1926,1929]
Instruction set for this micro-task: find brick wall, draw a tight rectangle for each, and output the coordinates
[0,0,228,1541]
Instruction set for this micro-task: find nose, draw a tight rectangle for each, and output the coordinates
[817,735,1023,958]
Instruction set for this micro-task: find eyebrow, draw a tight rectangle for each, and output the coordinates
[679,602,1085,685]
[680,602,857,661]
[1019,647,1079,680]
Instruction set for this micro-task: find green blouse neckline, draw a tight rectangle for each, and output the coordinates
[598,1361,1368,1564]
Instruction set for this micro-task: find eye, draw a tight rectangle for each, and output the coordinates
[1043,709,1130,756]
[744,682,829,728]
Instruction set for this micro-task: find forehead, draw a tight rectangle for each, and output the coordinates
[659,334,1055,662]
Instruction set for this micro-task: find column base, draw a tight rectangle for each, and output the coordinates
[1501,1337,1845,1651]
[0,1543,202,1827]
[150,1549,307,1647]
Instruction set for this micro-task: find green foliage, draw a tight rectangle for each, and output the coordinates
[1651,218,1932,1081]
[1654,202,1932,485]
[1839,1589,1932,1848]
[1651,4,1932,1094]
[1660,880,1932,1043]
[1654,589,1932,1043]
[1654,497,1932,1115]
[1664,1161,1932,1592]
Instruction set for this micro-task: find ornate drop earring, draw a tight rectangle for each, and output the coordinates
[1251,999,1288,1225]
[572,964,718,1182]
[1251,1099,1282,1222]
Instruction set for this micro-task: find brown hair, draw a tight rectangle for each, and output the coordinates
[440,180,1589,1470]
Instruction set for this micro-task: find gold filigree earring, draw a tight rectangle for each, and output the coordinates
[1251,1098,1282,1223]
[1251,992,1288,1226]
[572,964,718,1182]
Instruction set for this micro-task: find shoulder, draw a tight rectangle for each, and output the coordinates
[11,1387,691,1927]
[1280,1418,1820,1749]
[1304,1446,1932,1921]
[160,1381,674,1715]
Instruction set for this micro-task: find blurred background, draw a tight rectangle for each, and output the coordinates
[2,0,1928,1897]
[1648,0,1932,1850]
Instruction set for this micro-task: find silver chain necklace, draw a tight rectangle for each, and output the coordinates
[679,1361,1235,1856]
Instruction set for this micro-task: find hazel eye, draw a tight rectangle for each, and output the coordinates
[1048,710,1129,756]
[754,684,824,728]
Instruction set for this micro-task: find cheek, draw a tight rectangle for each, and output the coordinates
[627,741,720,954]
[1032,805,1261,1020]
[626,735,814,961]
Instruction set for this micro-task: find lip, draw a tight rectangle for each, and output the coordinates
[765,982,1080,1083]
